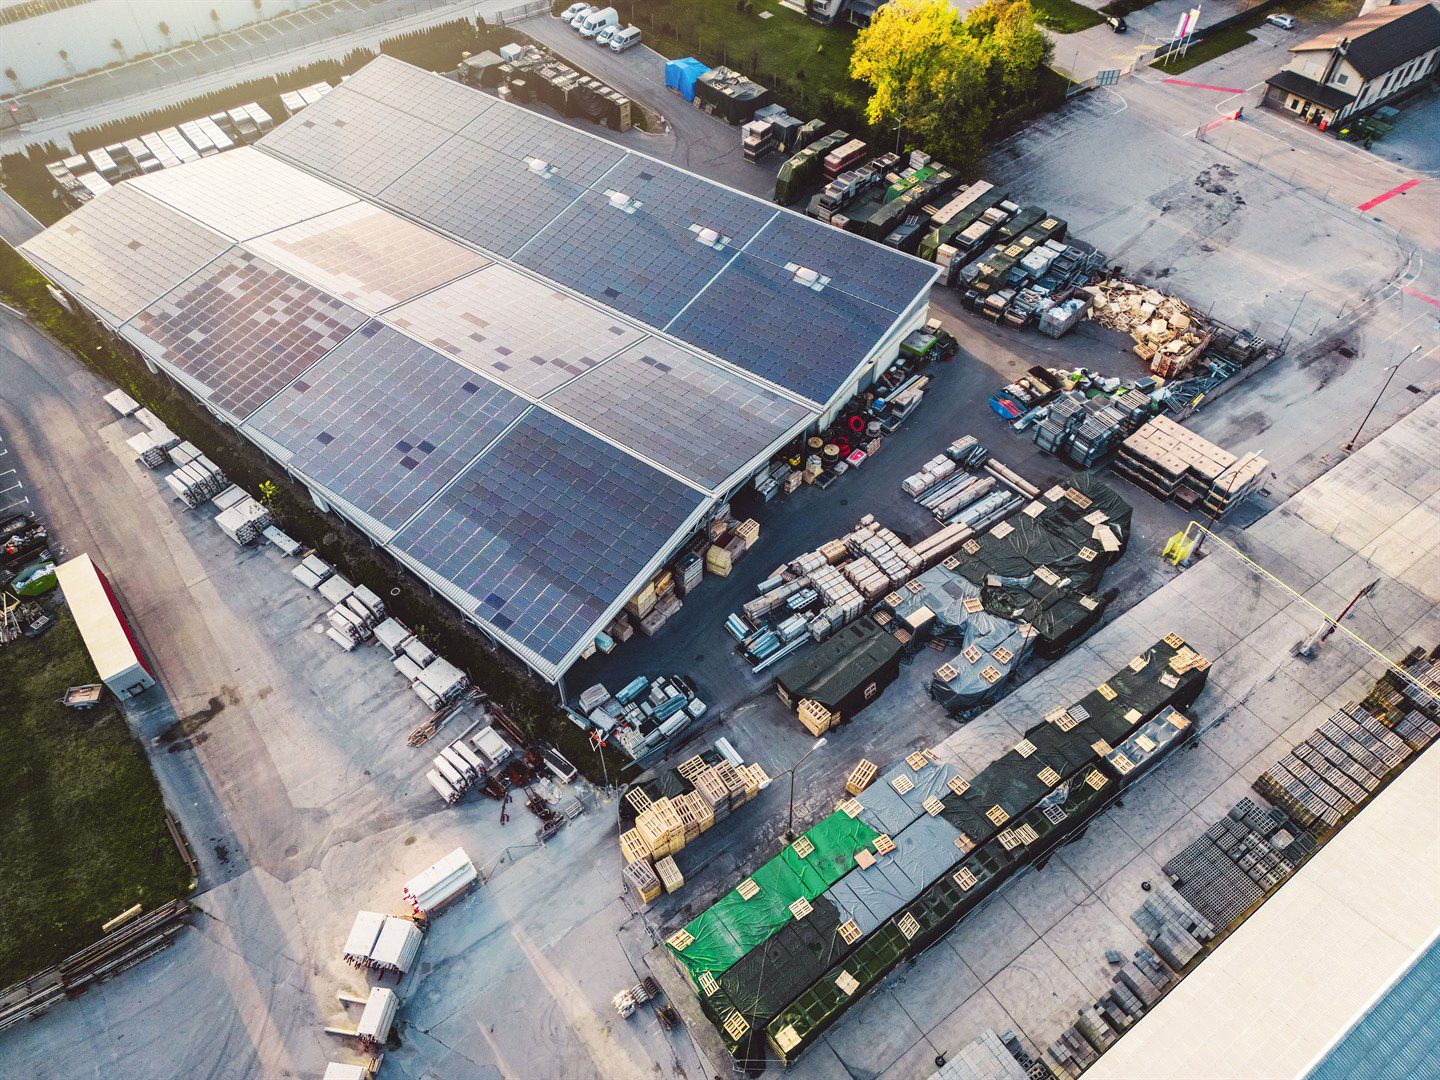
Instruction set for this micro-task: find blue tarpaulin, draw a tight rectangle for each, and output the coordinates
[664,57,709,102]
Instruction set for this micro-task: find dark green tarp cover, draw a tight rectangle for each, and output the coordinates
[670,810,880,982]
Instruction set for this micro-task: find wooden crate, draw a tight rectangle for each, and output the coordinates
[705,543,733,577]
[713,760,748,805]
[677,755,709,783]
[798,698,835,737]
[656,855,685,894]
[635,798,684,857]
[619,828,651,865]
[738,764,761,800]
[692,767,730,813]
[736,518,760,549]
[624,858,661,905]
[845,759,878,795]
[682,789,714,833]
[673,792,706,842]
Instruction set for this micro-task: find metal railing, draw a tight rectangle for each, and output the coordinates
[491,0,550,26]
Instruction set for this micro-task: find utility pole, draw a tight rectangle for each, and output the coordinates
[784,737,827,843]
[1295,580,1378,657]
[1346,343,1421,452]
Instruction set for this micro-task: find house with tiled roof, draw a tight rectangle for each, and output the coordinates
[1262,1,1440,128]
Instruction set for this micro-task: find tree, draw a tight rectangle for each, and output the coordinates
[849,0,992,165]
[970,0,1052,98]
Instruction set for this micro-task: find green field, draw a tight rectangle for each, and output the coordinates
[611,0,872,127]
[1029,0,1105,34]
[1152,26,1254,73]
[0,612,190,987]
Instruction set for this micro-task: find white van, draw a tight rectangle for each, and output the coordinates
[568,4,593,29]
[579,5,617,38]
[611,25,642,52]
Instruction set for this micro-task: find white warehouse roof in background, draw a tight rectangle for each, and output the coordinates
[20,56,937,680]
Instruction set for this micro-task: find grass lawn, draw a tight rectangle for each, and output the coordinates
[1029,0,1106,34]
[611,0,870,118]
[1151,26,1254,73]
[0,611,191,987]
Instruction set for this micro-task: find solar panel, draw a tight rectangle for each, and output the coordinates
[245,322,528,537]
[515,155,777,327]
[392,409,703,666]
[379,113,624,258]
[127,146,359,241]
[19,184,232,324]
[125,249,368,420]
[544,338,814,489]
[246,202,489,314]
[667,245,900,404]
[261,88,455,196]
[334,54,499,134]
[385,264,644,398]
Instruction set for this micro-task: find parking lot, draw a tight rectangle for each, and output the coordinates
[1,14,1438,1078]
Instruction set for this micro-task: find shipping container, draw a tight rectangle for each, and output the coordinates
[53,554,155,698]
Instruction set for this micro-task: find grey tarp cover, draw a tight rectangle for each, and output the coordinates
[854,767,922,836]
[891,757,965,819]
[930,612,1033,714]
[824,813,964,935]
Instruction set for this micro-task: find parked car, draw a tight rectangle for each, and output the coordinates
[568,5,594,29]
[594,24,618,46]
[611,25,642,52]
[560,2,588,19]
[1266,13,1296,29]
[1106,15,1127,31]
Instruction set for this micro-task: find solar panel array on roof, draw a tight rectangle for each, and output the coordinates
[515,156,778,327]
[386,264,645,399]
[246,202,489,314]
[255,56,937,407]
[245,321,529,538]
[544,338,813,488]
[393,409,704,664]
[125,249,368,420]
[19,184,232,324]
[126,146,359,241]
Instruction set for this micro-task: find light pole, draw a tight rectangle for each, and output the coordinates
[783,737,827,843]
[1345,344,1421,452]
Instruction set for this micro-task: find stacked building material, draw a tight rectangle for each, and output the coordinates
[929,1029,1030,1080]
[1088,280,1207,374]
[263,526,302,556]
[369,916,423,976]
[402,847,477,917]
[625,857,663,905]
[1130,881,1216,971]
[1112,415,1267,516]
[1042,949,1176,1079]
[617,749,765,869]
[214,494,271,544]
[573,674,705,761]
[341,911,386,968]
[166,455,229,507]
[673,639,1209,1068]
[1160,798,1307,930]
[292,553,333,590]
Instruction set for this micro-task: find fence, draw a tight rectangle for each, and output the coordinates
[492,0,550,25]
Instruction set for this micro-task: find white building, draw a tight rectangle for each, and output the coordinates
[1263,1,1440,128]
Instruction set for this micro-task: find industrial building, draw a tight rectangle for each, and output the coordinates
[19,56,937,683]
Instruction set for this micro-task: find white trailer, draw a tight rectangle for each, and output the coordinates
[324,1064,372,1080]
[432,754,468,793]
[426,768,462,805]
[403,847,477,916]
[54,554,155,699]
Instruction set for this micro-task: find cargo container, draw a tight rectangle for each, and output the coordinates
[53,554,155,699]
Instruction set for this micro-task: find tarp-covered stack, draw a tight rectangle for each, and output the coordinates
[774,129,849,205]
[891,477,1130,714]
[668,637,1210,1068]
[663,57,709,103]
[403,847,477,917]
[694,66,774,124]
[773,618,902,731]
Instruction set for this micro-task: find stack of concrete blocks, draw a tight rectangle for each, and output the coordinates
[1044,947,1176,1079]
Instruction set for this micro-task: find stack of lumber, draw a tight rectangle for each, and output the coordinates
[1112,415,1266,517]
[1089,280,1207,375]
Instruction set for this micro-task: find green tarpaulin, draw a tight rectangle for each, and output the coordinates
[670,810,880,983]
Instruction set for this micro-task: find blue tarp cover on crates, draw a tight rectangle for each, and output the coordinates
[664,57,710,102]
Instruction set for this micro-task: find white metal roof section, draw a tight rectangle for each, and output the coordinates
[244,202,490,314]
[383,263,646,400]
[18,184,232,325]
[125,146,359,241]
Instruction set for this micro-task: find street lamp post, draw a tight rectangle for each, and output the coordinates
[1345,344,1421,452]
[784,737,827,843]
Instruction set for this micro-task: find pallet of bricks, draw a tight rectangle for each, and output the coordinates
[620,539,718,642]
[1112,415,1266,516]
[165,442,229,509]
[706,511,760,580]
[619,751,769,907]
[1254,646,1440,832]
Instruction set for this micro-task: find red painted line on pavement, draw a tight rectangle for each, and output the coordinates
[1163,78,1246,93]
[1356,179,1421,212]
[1403,286,1440,309]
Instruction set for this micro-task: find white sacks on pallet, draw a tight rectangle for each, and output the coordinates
[370,916,423,975]
[403,847,477,917]
[342,910,386,968]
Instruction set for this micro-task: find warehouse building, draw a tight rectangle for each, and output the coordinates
[19,56,938,684]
